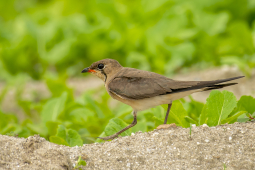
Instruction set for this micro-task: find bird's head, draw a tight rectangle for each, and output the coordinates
[81,59,122,82]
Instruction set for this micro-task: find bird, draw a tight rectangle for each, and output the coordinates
[81,59,244,140]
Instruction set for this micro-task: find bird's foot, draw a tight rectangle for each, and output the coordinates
[98,134,119,140]
[157,123,177,130]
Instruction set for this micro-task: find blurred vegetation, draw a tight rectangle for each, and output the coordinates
[0,0,255,144]
[1,0,255,80]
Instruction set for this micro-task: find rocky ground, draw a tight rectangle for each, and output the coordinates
[0,66,255,170]
[1,122,255,170]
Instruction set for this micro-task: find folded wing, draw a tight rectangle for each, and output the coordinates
[108,68,244,100]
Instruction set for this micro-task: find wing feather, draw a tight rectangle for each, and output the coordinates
[108,68,243,100]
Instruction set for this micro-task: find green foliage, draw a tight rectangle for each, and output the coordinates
[95,90,253,141]
[0,111,18,135]
[205,91,237,126]
[221,111,247,124]
[152,90,252,129]
[74,156,87,169]
[41,92,67,123]
[104,118,131,137]
[234,96,255,122]
[0,0,255,80]
[169,100,190,128]
[0,77,253,144]
[235,96,255,114]
[49,125,83,147]
[196,91,251,126]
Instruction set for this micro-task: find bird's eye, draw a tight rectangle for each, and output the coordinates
[98,63,104,69]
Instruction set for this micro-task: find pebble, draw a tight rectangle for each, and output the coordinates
[202,124,209,128]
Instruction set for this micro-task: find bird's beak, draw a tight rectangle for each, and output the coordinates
[81,67,96,73]
[81,67,89,73]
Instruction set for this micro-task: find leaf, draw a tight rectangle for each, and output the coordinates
[50,125,83,146]
[49,136,70,146]
[114,104,133,118]
[199,105,208,125]
[55,125,67,139]
[67,129,83,147]
[1,124,17,135]
[77,156,86,166]
[84,95,105,119]
[131,119,147,133]
[45,39,74,64]
[237,114,250,123]
[26,123,48,137]
[0,111,18,130]
[184,116,198,125]
[183,97,204,125]
[46,78,73,97]
[188,96,205,119]
[46,121,60,136]
[41,92,67,123]
[151,106,165,126]
[70,108,95,123]
[221,111,247,124]
[236,96,255,114]
[0,85,9,104]
[104,118,131,137]
[152,116,164,126]
[206,90,237,126]
[168,100,190,128]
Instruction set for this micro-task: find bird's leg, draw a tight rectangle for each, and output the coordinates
[157,103,176,130]
[164,103,172,124]
[98,111,137,140]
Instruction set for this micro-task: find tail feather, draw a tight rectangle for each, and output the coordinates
[198,76,244,87]
[202,83,238,91]
[170,76,244,94]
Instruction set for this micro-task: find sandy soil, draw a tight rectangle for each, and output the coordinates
[1,122,255,170]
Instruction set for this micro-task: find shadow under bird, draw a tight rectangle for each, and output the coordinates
[81,59,244,140]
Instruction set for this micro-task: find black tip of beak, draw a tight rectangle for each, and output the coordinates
[81,67,89,73]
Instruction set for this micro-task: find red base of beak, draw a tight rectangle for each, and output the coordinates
[88,69,96,73]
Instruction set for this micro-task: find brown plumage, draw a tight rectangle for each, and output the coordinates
[108,67,242,100]
[82,59,244,140]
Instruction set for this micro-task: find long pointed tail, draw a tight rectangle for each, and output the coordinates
[171,76,244,93]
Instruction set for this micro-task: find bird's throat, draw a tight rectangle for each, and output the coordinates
[90,70,107,82]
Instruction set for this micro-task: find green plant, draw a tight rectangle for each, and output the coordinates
[73,156,86,169]
[1,76,254,145]
[0,0,255,81]
[50,125,83,147]
[223,163,227,170]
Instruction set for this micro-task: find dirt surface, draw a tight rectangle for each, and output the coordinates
[1,122,255,170]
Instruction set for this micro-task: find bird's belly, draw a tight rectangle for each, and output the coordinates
[109,92,172,111]
[109,89,202,111]
[130,95,172,111]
